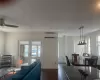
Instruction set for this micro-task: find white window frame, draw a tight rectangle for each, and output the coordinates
[87,38,91,54]
[97,36,100,56]
[85,37,91,54]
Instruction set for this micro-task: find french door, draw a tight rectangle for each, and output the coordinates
[19,41,41,65]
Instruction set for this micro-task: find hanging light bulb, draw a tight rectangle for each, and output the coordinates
[78,26,86,45]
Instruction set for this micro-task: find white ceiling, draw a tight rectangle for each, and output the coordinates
[0,0,100,35]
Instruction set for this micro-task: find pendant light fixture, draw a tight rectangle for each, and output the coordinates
[78,26,86,45]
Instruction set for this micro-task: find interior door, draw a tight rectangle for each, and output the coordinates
[43,38,58,69]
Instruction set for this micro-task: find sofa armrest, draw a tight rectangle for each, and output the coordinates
[12,77,22,80]
[12,75,23,80]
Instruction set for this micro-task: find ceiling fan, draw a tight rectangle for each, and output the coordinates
[0,18,19,28]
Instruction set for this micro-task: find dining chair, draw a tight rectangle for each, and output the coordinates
[65,56,71,66]
[88,56,98,67]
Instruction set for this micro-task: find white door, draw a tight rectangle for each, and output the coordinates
[43,38,58,69]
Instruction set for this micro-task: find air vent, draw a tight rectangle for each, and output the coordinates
[45,32,56,34]
[44,37,56,38]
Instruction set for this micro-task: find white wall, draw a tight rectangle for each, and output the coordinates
[86,30,100,64]
[65,36,74,60]
[4,32,58,69]
[43,36,58,69]
[58,36,74,62]
[0,31,5,55]
[86,32,97,56]
[58,35,87,62]
[58,30,100,65]
[58,36,66,63]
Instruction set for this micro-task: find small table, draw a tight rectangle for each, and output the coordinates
[8,67,21,74]
[0,67,20,80]
[0,68,9,80]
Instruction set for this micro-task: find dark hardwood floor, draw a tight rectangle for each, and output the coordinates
[41,69,58,80]
[41,64,68,80]
[58,64,68,80]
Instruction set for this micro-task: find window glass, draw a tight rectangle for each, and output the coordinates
[97,36,100,56]
[38,46,41,57]
[24,45,29,57]
[32,45,37,56]
[88,38,91,54]
[98,46,100,56]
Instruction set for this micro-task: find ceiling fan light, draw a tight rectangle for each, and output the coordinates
[78,43,81,45]
[78,40,86,45]
[78,41,81,45]
[78,26,86,45]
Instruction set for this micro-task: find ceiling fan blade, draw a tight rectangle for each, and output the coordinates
[5,24,19,28]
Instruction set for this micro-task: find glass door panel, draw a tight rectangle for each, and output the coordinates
[32,45,37,57]
[31,41,41,64]
[19,41,29,66]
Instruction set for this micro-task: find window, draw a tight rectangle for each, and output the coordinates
[32,45,37,56]
[97,36,100,56]
[38,46,41,57]
[85,37,91,54]
[31,45,41,57]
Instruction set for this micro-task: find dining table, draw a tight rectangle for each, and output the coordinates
[62,64,100,80]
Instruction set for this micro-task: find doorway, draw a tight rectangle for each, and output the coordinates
[19,41,41,65]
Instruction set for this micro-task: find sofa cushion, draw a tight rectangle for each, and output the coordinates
[6,74,24,80]
[22,62,41,80]
[7,66,30,80]
[19,68,30,75]
[14,62,37,76]
[7,61,41,80]
[12,75,24,80]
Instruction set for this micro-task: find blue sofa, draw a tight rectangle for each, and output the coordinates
[7,60,41,80]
